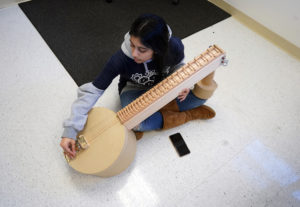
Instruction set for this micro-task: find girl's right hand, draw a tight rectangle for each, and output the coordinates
[60,137,76,159]
[178,88,190,102]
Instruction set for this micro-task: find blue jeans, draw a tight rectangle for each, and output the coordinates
[120,90,206,131]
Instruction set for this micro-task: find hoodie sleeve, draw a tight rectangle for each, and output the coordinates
[92,50,125,90]
[62,82,104,140]
[62,50,126,140]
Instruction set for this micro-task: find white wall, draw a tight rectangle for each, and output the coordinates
[224,0,300,48]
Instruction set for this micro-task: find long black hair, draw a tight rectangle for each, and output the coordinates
[129,14,169,80]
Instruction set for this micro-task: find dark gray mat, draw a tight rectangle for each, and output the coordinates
[19,0,230,86]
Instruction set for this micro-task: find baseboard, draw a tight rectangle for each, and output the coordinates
[209,0,300,60]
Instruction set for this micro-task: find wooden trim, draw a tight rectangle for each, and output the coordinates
[209,0,300,60]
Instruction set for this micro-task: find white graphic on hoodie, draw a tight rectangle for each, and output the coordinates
[130,70,158,86]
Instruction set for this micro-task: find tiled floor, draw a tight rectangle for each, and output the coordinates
[1,5,299,207]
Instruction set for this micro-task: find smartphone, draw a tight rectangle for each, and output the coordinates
[169,133,190,157]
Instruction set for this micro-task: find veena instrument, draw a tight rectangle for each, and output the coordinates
[64,45,227,177]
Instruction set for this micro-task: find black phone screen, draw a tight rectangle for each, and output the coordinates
[169,133,190,157]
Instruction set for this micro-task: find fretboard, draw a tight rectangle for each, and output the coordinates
[117,45,225,130]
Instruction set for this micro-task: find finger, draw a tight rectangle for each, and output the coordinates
[64,145,73,156]
[181,94,188,102]
[65,143,75,158]
[66,150,75,159]
[179,89,187,96]
[183,90,189,95]
[71,142,76,157]
[66,152,74,160]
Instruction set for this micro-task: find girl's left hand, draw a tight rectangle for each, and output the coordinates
[178,88,190,102]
